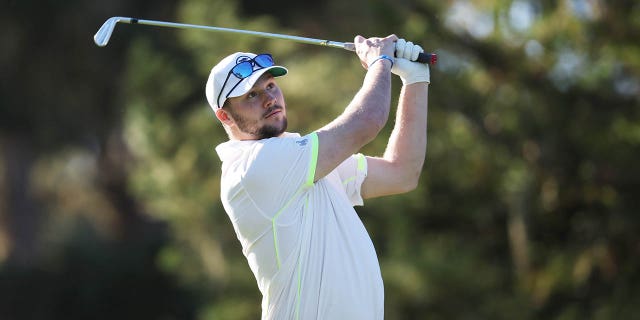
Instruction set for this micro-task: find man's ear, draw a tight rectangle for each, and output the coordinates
[215,108,233,126]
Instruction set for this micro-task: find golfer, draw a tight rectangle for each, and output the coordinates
[205,34,430,319]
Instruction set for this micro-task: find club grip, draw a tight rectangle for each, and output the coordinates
[416,52,437,65]
[342,42,437,64]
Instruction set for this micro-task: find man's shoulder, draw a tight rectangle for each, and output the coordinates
[217,132,318,171]
[219,132,319,199]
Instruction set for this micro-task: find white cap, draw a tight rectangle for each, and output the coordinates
[205,52,288,111]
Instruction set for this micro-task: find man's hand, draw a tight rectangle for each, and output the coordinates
[392,38,431,85]
[353,34,398,69]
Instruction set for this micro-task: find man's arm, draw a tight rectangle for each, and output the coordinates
[313,34,397,182]
[361,40,431,198]
[362,82,429,198]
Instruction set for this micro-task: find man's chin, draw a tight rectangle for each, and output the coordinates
[256,119,288,140]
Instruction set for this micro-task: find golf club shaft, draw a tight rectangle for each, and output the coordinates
[94,17,437,64]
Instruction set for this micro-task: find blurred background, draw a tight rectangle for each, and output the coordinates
[1,0,639,319]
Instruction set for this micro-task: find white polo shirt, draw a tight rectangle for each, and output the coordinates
[216,132,384,320]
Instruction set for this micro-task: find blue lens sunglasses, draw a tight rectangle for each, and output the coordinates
[217,53,275,108]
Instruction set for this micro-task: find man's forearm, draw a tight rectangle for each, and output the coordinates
[383,83,429,185]
[344,61,393,139]
[314,58,393,181]
[321,61,392,146]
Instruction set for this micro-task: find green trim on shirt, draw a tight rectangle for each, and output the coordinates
[295,195,310,320]
[273,132,319,269]
[306,132,319,185]
[342,153,367,186]
[357,153,366,172]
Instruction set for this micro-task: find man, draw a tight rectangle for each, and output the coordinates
[205,34,430,319]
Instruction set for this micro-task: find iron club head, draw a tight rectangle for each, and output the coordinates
[94,17,127,47]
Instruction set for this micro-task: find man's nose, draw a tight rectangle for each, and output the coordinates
[263,91,276,107]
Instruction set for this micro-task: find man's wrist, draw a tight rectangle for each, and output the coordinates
[397,63,430,85]
[368,55,394,69]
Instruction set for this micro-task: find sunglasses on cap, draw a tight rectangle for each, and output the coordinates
[217,53,275,108]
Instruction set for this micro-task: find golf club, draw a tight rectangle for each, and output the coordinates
[94,17,437,65]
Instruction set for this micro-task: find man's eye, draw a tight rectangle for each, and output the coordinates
[247,92,257,98]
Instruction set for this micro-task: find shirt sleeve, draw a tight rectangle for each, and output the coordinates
[334,153,368,206]
[241,133,319,217]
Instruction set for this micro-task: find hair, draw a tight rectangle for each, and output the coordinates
[219,101,234,138]
[222,99,231,109]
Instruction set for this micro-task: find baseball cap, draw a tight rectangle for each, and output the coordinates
[205,52,288,111]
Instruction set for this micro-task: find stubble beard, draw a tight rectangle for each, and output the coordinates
[231,105,288,140]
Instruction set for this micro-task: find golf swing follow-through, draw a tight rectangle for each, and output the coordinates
[95,16,432,319]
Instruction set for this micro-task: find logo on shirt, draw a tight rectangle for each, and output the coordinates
[296,139,308,147]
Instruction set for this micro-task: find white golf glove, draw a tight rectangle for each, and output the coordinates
[392,38,430,85]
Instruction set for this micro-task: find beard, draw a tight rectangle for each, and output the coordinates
[230,105,288,140]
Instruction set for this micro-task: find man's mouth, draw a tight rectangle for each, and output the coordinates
[264,107,282,119]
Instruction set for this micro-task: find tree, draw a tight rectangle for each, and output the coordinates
[1,0,638,319]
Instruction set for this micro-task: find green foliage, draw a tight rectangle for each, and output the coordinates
[1,0,639,319]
